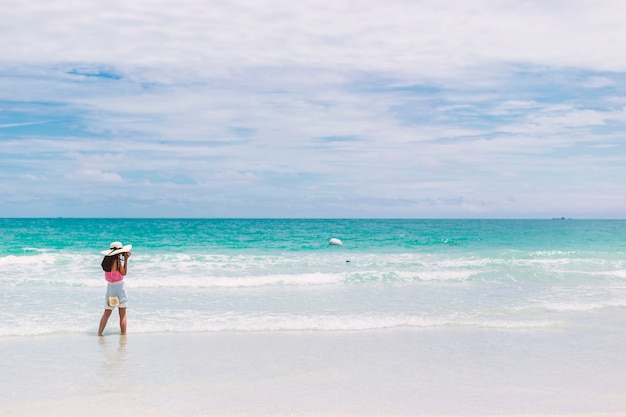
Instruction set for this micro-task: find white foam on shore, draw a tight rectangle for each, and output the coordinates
[0,310,561,337]
[4,250,625,289]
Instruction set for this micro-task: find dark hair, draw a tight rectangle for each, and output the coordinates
[101,255,119,272]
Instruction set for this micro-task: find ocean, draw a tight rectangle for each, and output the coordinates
[1,218,626,416]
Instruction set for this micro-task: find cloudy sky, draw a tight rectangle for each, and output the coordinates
[1,0,625,218]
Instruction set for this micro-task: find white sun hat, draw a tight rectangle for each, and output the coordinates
[101,241,132,256]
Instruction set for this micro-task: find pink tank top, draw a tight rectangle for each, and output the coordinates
[104,270,124,283]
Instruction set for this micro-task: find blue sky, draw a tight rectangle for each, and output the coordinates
[1,0,625,218]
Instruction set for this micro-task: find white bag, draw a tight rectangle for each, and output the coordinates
[107,296,120,308]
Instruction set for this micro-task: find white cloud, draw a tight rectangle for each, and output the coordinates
[73,170,124,183]
[583,77,615,88]
[2,0,626,77]
[0,121,49,128]
[1,0,626,217]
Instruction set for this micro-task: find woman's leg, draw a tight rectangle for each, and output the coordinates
[98,309,112,336]
[119,307,127,335]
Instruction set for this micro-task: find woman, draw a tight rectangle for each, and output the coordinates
[98,241,132,336]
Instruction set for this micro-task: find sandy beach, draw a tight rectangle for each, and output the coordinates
[2,325,625,417]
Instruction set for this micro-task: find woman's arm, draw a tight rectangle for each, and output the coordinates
[119,252,130,276]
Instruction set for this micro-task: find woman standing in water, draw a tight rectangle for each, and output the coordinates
[98,241,132,336]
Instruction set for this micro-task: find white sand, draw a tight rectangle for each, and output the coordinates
[1,328,625,417]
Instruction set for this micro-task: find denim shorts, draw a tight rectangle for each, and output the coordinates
[105,281,128,310]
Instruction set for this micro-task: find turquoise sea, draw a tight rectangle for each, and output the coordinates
[1,218,626,416]
[2,218,626,335]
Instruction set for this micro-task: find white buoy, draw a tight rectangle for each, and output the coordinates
[329,238,343,246]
